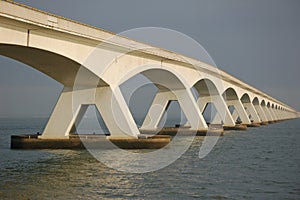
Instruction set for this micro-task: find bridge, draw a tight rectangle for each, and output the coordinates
[1,0,299,141]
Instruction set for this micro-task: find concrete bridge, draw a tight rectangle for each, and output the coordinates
[1,1,299,140]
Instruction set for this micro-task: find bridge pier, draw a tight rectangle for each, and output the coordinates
[173,89,208,130]
[40,87,77,139]
[199,95,235,126]
[141,89,208,132]
[269,108,279,122]
[275,108,283,120]
[253,103,268,125]
[40,86,140,139]
[225,99,251,125]
[244,103,261,125]
[141,90,176,129]
[261,105,274,123]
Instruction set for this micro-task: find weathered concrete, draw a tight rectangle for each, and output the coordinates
[141,128,223,137]
[246,123,261,127]
[223,124,248,131]
[11,134,170,149]
[260,121,269,125]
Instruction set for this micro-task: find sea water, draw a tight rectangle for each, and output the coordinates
[0,118,299,199]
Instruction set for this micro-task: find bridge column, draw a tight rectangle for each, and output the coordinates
[230,106,260,124]
[253,104,268,123]
[141,89,207,130]
[95,86,140,138]
[276,109,281,120]
[41,86,140,139]
[280,110,285,120]
[268,108,278,121]
[225,100,251,125]
[199,95,235,126]
[243,103,261,123]
[174,89,208,130]
[280,111,285,120]
[282,111,287,120]
[284,111,290,119]
[281,110,287,120]
[276,109,283,120]
[41,87,77,139]
[231,109,239,122]
[278,109,285,120]
[262,106,274,122]
[275,108,281,120]
[68,104,89,134]
[273,108,280,120]
[141,90,176,129]
[279,110,284,120]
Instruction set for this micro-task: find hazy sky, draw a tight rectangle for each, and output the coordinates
[0,0,299,118]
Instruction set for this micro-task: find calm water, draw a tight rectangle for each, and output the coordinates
[0,118,299,199]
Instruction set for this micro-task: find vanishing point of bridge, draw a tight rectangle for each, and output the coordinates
[1,1,299,141]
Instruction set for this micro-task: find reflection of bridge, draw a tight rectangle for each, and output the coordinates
[1,1,299,139]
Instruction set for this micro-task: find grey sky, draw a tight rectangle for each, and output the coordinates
[0,0,299,118]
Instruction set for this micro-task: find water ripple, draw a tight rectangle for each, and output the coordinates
[0,118,299,199]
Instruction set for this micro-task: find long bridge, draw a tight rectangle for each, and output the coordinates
[1,1,299,142]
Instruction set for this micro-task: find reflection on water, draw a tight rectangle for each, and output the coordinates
[0,118,299,199]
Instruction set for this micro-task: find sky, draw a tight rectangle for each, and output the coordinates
[0,0,299,118]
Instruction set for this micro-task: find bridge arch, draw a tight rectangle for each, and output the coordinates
[120,65,191,91]
[260,100,275,121]
[252,97,259,105]
[241,93,251,103]
[193,78,220,96]
[0,44,145,138]
[119,66,207,130]
[240,93,261,123]
[0,44,107,87]
[190,78,235,125]
[252,97,268,122]
[222,88,251,124]
[223,87,239,101]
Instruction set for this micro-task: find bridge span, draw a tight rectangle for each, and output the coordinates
[0,0,299,140]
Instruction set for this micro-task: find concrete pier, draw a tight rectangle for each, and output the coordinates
[246,123,261,127]
[223,124,248,131]
[140,125,224,136]
[11,134,170,150]
[260,121,269,125]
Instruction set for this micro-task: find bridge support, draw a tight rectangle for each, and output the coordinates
[239,93,262,125]
[199,95,235,126]
[141,90,176,129]
[40,86,140,139]
[269,108,278,121]
[261,106,274,123]
[253,104,268,124]
[41,87,77,139]
[243,102,261,123]
[141,89,207,131]
[225,100,251,125]
[244,103,261,123]
[274,109,282,120]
